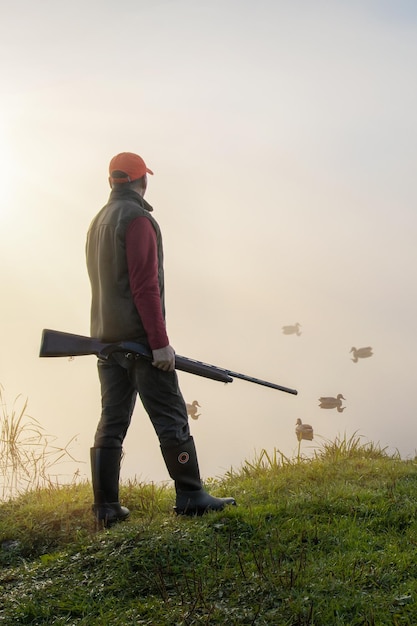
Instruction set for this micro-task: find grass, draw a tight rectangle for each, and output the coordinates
[1,431,417,624]
[0,386,79,501]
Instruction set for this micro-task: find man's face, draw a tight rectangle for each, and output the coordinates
[138,174,148,197]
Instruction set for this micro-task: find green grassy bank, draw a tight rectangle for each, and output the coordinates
[1,436,417,625]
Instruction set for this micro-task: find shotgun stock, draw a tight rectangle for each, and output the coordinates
[39,329,298,395]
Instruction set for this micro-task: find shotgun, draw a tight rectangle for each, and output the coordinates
[39,329,298,395]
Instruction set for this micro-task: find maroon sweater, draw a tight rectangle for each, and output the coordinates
[126,216,169,350]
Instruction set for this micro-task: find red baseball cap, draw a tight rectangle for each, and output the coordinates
[109,152,154,184]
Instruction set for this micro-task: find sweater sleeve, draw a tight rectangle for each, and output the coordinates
[125,216,169,350]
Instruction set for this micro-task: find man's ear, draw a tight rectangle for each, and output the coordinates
[108,176,113,189]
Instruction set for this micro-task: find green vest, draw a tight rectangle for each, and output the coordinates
[86,187,165,344]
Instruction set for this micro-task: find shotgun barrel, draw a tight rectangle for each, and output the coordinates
[40,329,298,395]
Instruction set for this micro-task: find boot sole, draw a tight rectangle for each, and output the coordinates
[174,502,236,516]
[95,513,130,528]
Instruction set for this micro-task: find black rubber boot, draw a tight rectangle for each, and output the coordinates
[90,447,130,527]
[161,437,236,516]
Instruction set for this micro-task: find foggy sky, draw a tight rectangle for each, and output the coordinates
[1,0,417,487]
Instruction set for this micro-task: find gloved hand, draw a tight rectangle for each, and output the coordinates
[152,345,176,371]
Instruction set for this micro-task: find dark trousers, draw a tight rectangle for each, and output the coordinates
[94,353,190,448]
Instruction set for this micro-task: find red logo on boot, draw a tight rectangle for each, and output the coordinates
[178,452,189,464]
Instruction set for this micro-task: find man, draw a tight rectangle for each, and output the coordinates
[86,152,236,526]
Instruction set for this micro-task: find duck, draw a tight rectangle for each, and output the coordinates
[282,323,302,336]
[350,346,373,363]
[186,400,201,420]
[318,394,346,412]
[295,418,314,441]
